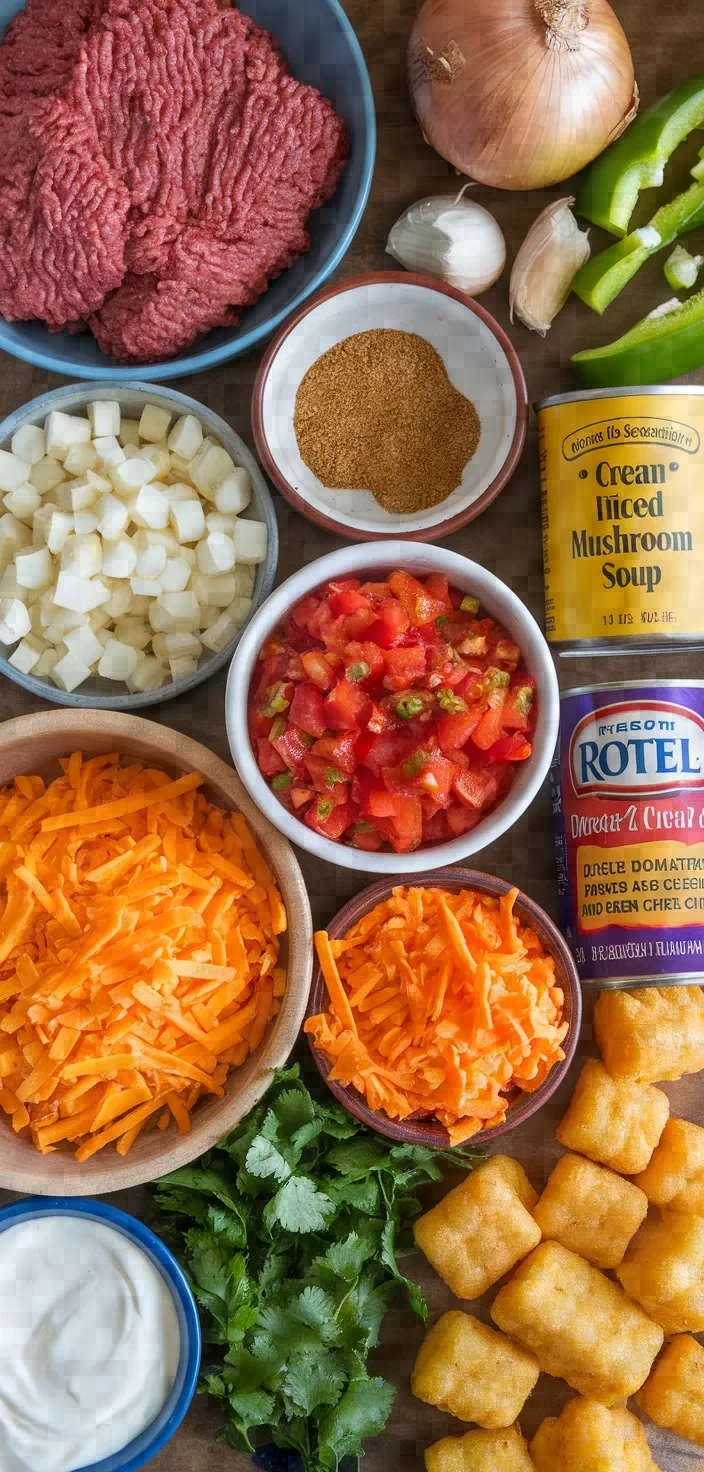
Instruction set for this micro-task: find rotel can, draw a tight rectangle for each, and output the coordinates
[554,681,704,987]
[537,387,704,650]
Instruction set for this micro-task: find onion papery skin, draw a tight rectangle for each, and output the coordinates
[408,0,638,191]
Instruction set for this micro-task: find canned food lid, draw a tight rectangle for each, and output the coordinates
[561,678,704,698]
[535,385,704,411]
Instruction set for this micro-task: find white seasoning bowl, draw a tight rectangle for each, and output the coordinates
[251,272,528,542]
[225,541,559,874]
[0,382,278,709]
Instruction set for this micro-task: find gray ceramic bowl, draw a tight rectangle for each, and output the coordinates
[0,382,278,708]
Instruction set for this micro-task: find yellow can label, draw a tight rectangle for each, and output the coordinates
[539,393,704,643]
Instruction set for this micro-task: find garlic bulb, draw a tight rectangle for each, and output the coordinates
[510,198,590,334]
[386,185,506,295]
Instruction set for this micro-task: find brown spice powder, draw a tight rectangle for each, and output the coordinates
[293,328,481,515]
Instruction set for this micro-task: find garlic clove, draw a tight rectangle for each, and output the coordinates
[386,184,506,296]
[509,197,590,335]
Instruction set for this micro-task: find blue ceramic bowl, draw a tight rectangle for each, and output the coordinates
[0,1196,201,1472]
[0,0,375,381]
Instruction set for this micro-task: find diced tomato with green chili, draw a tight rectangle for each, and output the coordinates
[249,569,536,854]
[366,600,409,648]
[323,679,370,731]
[305,798,356,840]
[383,645,426,690]
[289,682,327,739]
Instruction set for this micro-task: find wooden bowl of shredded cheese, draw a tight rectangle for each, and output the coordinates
[0,709,312,1195]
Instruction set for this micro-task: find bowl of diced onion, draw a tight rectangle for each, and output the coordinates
[0,383,278,708]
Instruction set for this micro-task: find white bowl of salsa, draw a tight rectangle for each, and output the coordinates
[226,542,559,873]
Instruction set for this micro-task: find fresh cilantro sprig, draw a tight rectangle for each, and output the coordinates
[151,1064,480,1472]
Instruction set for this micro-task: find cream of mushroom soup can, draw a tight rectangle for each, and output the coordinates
[553,682,704,987]
[537,387,704,650]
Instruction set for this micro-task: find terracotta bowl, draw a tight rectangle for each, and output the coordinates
[306,867,581,1148]
[252,272,528,543]
[0,710,313,1195]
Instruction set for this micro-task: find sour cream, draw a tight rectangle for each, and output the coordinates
[0,1215,180,1472]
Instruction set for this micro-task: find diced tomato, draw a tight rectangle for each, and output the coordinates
[339,608,377,641]
[472,695,507,751]
[352,825,384,851]
[366,600,409,648]
[452,768,499,811]
[423,811,449,843]
[256,738,287,776]
[386,793,423,852]
[493,638,521,670]
[283,616,317,654]
[502,677,536,731]
[306,601,336,644]
[367,789,397,818]
[361,729,414,773]
[291,594,320,629]
[290,785,314,810]
[343,641,385,682]
[323,679,370,731]
[300,650,336,691]
[387,571,446,626]
[310,731,358,773]
[351,768,386,813]
[417,752,456,805]
[289,682,327,739]
[326,577,361,594]
[327,588,373,617]
[367,702,389,735]
[303,754,350,805]
[446,803,483,836]
[436,705,485,753]
[358,581,393,603]
[272,726,310,774]
[424,573,453,613]
[305,798,356,840]
[383,645,426,690]
[490,733,532,762]
[417,621,446,649]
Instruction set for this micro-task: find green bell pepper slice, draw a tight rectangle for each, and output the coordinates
[572,291,704,387]
[577,74,704,237]
[572,178,704,313]
[664,243,703,289]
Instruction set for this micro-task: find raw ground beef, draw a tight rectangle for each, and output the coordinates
[0,0,348,362]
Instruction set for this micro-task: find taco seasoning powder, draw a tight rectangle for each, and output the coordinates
[293,329,481,515]
[553,680,704,988]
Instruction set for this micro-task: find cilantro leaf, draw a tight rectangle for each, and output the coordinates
[283,1355,346,1415]
[264,1176,335,1234]
[245,1136,292,1183]
[317,1376,396,1470]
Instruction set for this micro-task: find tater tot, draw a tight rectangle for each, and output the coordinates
[411,1311,540,1429]
[634,1117,704,1214]
[530,1396,661,1471]
[414,1155,541,1299]
[594,986,704,1082]
[532,1152,648,1269]
[616,1211,704,1333]
[490,1241,663,1404]
[425,1424,535,1472]
[555,1059,668,1175]
[636,1333,704,1448]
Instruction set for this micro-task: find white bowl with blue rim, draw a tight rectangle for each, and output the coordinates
[0,1196,200,1472]
[0,381,278,708]
[0,0,375,381]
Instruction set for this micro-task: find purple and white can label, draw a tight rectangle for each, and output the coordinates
[553,681,704,987]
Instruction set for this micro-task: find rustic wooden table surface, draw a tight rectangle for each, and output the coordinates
[2,0,704,1466]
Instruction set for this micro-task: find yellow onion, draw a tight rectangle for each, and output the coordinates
[408,0,638,191]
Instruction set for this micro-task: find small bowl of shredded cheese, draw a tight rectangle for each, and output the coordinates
[252,271,528,542]
[0,708,312,1195]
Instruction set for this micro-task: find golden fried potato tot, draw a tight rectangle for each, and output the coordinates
[413,1154,541,1299]
[532,1152,648,1269]
[616,1211,704,1333]
[594,986,704,1083]
[529,1396,661,1471]
[424,1424,535,1472]
[411,1311,540,1429]
[636,1333,704,1447]
[555,1059,668,1175]
[490,1241,663,1404]
[634,1117,704,1214]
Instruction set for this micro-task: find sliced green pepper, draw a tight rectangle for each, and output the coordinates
[572,179,704,313]
[436,687,467,714]
[664,243,703,289]
[577,74,704,237]
[572,292,704,387]
[271,771,293,791]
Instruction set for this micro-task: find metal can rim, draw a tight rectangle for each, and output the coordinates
[535,385,704,412]
[561,678,704,699]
